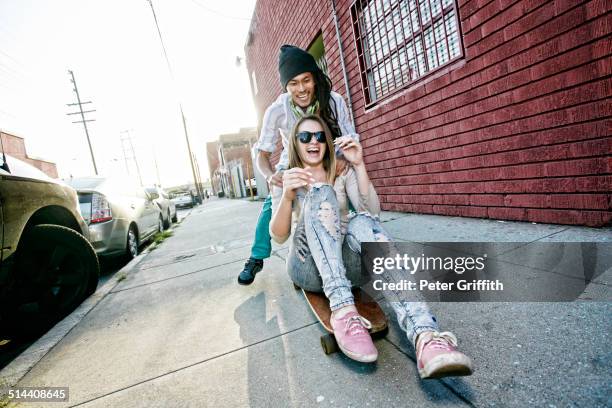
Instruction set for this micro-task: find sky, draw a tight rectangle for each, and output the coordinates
[0,0,257,187]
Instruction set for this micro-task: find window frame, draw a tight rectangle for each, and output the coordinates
[351,0,464,108]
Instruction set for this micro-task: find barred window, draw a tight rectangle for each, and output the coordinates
[351,0,462,105]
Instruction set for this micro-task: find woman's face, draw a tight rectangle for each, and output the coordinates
[296,119,327,167]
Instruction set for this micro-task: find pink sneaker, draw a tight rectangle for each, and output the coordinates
[330,310,378,363]
[416,331,473,379]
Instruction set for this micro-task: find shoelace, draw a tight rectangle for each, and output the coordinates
[423,331,458,351]
[344,315,372,336]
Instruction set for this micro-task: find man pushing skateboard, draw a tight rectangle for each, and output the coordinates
[237,44,358,285]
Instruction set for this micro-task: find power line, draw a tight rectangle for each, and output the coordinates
[146,0,203,199]
[120,130,143,186]
[66,69,98,175]
[0,48,24,68]
[0,62,24,80]
[0,107,17,119]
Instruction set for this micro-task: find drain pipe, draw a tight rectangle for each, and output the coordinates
[331,0,356,128]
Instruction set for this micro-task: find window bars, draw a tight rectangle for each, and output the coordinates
[351,0,462,105]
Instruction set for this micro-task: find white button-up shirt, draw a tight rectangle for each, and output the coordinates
[254,91,359,171]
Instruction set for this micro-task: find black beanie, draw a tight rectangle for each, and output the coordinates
[278,44,320,90]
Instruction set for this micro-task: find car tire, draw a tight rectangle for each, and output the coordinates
[163,210,171,229]
[126,224,139,260]
[157,215,164,234]
[171,211,178,223]
[8,224,99,334]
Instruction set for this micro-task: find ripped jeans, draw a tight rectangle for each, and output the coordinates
[287,184,440,346]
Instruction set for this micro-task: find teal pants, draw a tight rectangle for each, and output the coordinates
[250,195,273,260]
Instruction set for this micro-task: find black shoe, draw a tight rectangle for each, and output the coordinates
[238,258,264,285]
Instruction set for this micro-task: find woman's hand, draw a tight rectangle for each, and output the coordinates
[282,168,314,201]
[335,137,363,167]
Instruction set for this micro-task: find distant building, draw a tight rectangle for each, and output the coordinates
[208,128,265,199]
[245,0,611,227]
[1,130,58,178]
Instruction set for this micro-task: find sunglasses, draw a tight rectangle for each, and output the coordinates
[296,131,326,144]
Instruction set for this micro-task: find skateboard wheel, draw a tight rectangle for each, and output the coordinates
[320,333,338,355]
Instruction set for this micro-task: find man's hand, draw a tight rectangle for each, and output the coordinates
[335,158,348,176]
[267,170,284,188]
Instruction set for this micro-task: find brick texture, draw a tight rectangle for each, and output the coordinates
[245,0,612,227]
[0,131,59,178]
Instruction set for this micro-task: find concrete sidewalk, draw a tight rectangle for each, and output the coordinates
[2,198,611,407]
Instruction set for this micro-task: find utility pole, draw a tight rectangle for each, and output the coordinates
[66,69,98,175]
[120,130,143,186]
[152,145,162,186]
[192,152,204,202]
[146,0,203,200]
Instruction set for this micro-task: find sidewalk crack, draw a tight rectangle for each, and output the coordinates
[70,322,318,407]
[110,258,245,294]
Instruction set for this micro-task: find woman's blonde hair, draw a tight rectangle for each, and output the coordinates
[288,114,336,183]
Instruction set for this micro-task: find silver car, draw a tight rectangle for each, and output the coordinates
[145,186,177,229]
[67,177,163,259]
[171,191,195,209]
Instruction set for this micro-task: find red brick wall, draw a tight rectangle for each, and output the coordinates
[1,131,59,178]
[245,0,612,226]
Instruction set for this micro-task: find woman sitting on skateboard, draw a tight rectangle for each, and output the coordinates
[269,114,473,379]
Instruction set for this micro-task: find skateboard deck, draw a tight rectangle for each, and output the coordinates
[299,286,388,354]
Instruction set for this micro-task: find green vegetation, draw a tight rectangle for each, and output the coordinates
[0,377,19,408]
[153,230,173,245]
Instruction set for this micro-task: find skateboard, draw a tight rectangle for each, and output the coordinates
[296,284,388,355]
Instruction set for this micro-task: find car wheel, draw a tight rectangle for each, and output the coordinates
[157,215,164,233]
[163,210,171,229]
[126,224,139,260]
[171,211,178,223]
[9,224,99,334]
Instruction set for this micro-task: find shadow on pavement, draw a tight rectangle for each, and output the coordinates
[234,292,290,407]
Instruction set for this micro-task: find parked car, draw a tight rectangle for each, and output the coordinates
[171,191,195,209]
[145,186,176,229]
[0,154,99,333]
[66,177,163,260]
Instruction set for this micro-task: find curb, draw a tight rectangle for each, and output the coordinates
[0,215,189,387]
[0,253,146,387]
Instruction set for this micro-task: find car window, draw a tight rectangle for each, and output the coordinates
[78,193,93,223]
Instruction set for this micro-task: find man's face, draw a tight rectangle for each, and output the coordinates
[286,72,315,108]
